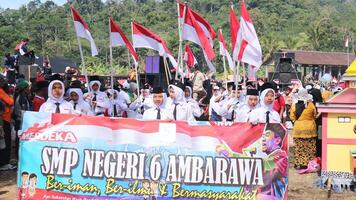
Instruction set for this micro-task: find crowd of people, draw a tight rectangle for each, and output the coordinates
[0,49,344,172]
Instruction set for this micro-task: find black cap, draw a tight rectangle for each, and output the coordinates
[89,75,100,82]
[152,86,163,94]
[259,82,275,93]
[246,89,259,96]
[50,74,62,82]
[70,80,82,89]
[226,81,235,89]
[232,84,242,90]
[143,83,150,90]
[35,81,49,91]
[184,80,193,89]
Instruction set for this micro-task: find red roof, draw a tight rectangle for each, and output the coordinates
[327,88,356,104]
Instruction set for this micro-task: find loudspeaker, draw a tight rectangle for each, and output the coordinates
[276,58,293,73]
[144,56,170,89]
[145,56,162,74]
[269,72,301,85]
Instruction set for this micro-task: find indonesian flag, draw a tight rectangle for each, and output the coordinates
[218,29,235,70]
[110,17,139,65]
[230,6,242,62]
[70,6,98,56]
[178,2,216,72]
[132,21,177,68]
[184,44,197,67]
[247,65,257,81]
[237,0,262,68]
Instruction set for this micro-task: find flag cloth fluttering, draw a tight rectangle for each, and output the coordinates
[218,29,235,71]
[132,21,177,68]
[237,0,263,69]
[110,17,139,66]
[178,2,216,72]
[230,5,242,62]
[70,6,98,56]
[184,44,197,67]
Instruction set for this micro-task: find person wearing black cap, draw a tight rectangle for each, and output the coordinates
[250,84,281,124]
[143,87,172,120]
[167,81,195,121]
[235,89,259,122]
[129,83,154,118]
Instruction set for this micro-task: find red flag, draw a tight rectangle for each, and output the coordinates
[184,44,197,67]
[70,6,98,56]
[230,6,242,62]
[110,17,139,63]
[238,0,262,68]
[132,21,177,68]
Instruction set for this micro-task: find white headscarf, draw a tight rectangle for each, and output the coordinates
[89,80,101,92]
[184,86,193,101]
[68,88,84,103]
[169,85,185,104]
[259,88,275,110]
[48,80,65,102]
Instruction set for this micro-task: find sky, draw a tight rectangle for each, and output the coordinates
[0,0,68,9]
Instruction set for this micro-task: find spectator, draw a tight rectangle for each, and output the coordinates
[191,66,206,101]
[4,53,16,84]
[32,81,48,112]
[0,75,16,170]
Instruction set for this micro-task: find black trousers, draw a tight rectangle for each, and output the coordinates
[0,121,11,166]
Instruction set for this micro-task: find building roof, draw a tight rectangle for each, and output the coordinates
[345,59,356,76]
[279,50,355,66]
[317,88,356,113]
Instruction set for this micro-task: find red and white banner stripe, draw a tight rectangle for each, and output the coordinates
[184,44,197,67]
[70,6,98,56]
[230,5,242,62]
[132,21,177,68]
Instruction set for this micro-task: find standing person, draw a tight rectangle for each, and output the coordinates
[0,76,16,170]
[39,80,73,114]
[272,84,285,121]
[118,81,132,117]
[235,89,259,122]
[221,85,242,122]
[167,82,195,121]
[107,89,128,117]
[143,87,172,120]
[191,66,206,101]
[4,53,16,84]
[184,85,202,119]
[290,88,317,169]
[249,83,281,124]
[209,85,224,122]
[129,84,153,118]
[84,80,110,116]
[68,88,93,116]
[32,81,48,112]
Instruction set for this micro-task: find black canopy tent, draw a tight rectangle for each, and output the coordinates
[34,56,77,74]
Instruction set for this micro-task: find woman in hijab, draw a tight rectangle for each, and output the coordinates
[249,84,281,124]
[290,88,317,169]
[184,85,202,119]
[235,89,259,122]
[107,89,128,117]
[68,88,93,116]
[39,80,73,114]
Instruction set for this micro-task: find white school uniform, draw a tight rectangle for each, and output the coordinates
[249,89,281,123]
[184,86,202,118]
[68,88,93,116]
[39,80,73,114]
[84,81,110,115]
[234,95,259,122]
[166,85,195,121]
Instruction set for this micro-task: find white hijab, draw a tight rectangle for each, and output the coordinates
[169,85,185,104]
[259,88,275,111]
[48,80,65,103]
[68,88,84,103]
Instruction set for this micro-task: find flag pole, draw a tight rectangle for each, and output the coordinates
[109,17,114,90]
[163,56,170,87]
[70,6,90,92]
[223,55,228,89]
[176,2,187,82]
[236,61,240,87]
[242,62,246,86]
[131,21,140,94]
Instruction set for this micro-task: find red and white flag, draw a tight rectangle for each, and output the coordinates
[230,6,242,62]
[237,0,262,68]
[70,6,98,56]
[178,2,216,72]
[110,17,139,65]
[218,29,235,70]
[132,21,177,68]
[184,44,197,67]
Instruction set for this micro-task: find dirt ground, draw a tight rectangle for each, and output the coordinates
[1,167,355,199]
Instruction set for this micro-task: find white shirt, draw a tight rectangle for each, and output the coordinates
[235,104,256,122]
[84,91,110,115]
[249,89,281,123]
[142,106,173,120]
[70,100,93,116]
[119,90,131,105]
[221,97,240,120]
[129,95,154,114]
[39,100,73,114]
[166,85,195,121]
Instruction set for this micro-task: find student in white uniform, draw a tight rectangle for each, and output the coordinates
[39,80,73,114]
[184,85,202,119]
[68,88,93,116]
[107,89,128,117]
[143,87,172,120]
[209,85,224,121]
[235,89,259,122]
[249,83,281,123]
[84,80,110,116]
[221,85,242,121]
[129,84,153,118]
[167,82,195,121]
